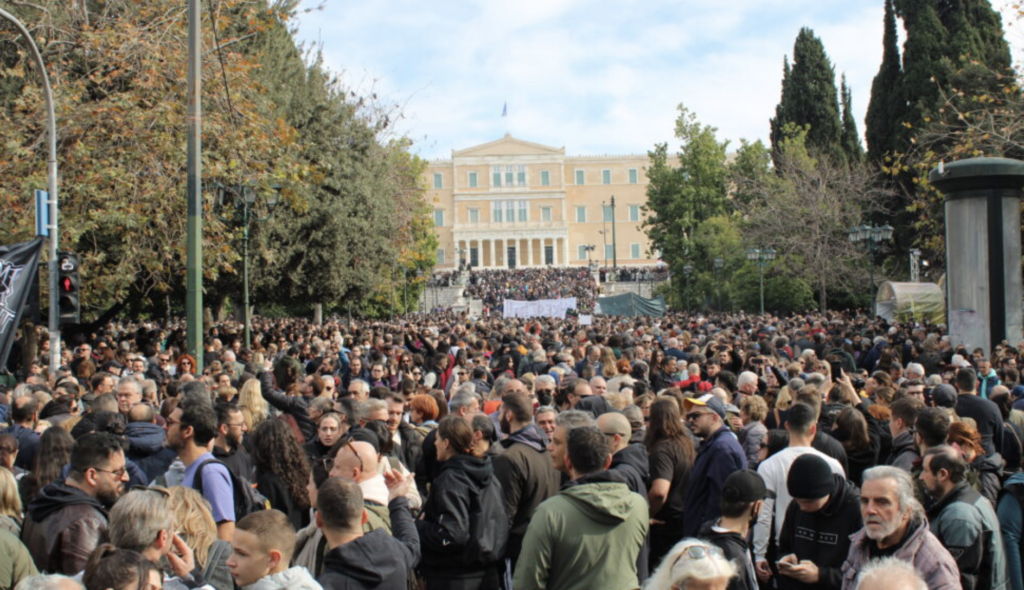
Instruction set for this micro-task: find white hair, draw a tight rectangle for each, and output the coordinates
[905,363,925,378]
[16,574,84,590]
[645,538,737,590]
[738,371,759,388]
[856,557,927,590]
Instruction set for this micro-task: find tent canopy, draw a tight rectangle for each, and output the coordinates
[875,282,945,324]
[596,292,666,317]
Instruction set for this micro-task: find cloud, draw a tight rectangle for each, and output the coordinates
[294,0,1023,159]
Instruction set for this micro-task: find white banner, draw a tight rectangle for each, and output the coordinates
[503,297,577,319]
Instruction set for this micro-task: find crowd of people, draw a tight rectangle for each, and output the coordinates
[599,265,671,283]
[463,268,599,311]
[1,309,1024,590]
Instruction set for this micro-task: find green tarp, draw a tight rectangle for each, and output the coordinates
[596,292,667,317]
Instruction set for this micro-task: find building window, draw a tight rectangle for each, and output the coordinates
[433,173,442,189]
[493,201,503,223]
[629,204,640,222]
[576,206,587,223]
[629,168,638,184]
[493,166,501,187]
[540,170,550,186]
[517,201,528,222]
[631,243,641,259]
[505,166,514,188]
[468,172,478,188]
[605,244,615,261]
[577,245,589,260]
[602,169,611,185]
[433,209,444,227]
[468,208,479,224]
[437,248,445,265]
[575,170,585,185]
[517,165,526,186]
[541,207,552,222]
[603,205,613,223]
[506,200,515,223]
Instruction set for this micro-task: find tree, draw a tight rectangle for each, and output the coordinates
[866,0,906,163]
[840,76,865,164]
[770,28,848,163]
[735,126,892,311]
[642,104,730,305]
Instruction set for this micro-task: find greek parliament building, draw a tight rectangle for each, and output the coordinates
[424,134,657,270]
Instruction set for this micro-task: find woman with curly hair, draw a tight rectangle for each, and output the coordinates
[175,354,197,377]
[166,487,233,590]
[252,419,311,530]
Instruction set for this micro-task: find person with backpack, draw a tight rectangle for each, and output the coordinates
[416,415,508,590]
[167,399,238,541]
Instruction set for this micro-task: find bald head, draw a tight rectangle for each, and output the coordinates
[596,412,632,453]
[331,440,379,483]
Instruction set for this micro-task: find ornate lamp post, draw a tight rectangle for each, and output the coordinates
[713,257,724,310]
[215,184,281,348]
[683,264,694,309]
[848,223,893,295]
[746,248,777,315]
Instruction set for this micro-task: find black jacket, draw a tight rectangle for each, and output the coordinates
[212,443,255,481]
[393,422,424,473]
[699,521,757,590]
[493,425,561,538]
[610,442,650,496]
[416,454,503,575]
[259,371,316,441]
[777,475,862,590]
[125,421,178,483]
[318,498,419,590]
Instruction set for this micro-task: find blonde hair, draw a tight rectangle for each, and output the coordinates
[775,386,793,411]
[167,486,217,567]
[600,348,618,378]
[237,378,268,430]
[0,467,21,518]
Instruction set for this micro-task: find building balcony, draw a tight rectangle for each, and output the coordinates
[452,220,568,231]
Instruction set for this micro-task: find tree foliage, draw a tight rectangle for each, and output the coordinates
[642,104,730,305]
[770,28,860,165]
[734,126,893,311]
[0,0,435,322]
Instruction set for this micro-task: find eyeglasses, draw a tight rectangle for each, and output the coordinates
[95,466,128,478]
[536,389,554,395]
[686,411,712,421]
[165,418,182,427]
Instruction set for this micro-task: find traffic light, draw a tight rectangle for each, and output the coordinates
[57,251,80,325]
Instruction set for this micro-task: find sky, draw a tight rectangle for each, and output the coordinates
[292,0,1024,160]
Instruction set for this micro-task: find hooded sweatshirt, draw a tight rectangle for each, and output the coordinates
[243,566,322,590]
[318,497,420,590]
[493,425,561,540]
[513,470,649,590]
[126,421,178,482]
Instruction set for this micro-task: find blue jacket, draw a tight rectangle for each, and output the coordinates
[125,421,177,483]
[998,472,1024,590]
[980,371,1002,399]
[681,426,747,538]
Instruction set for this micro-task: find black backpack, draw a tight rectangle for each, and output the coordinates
[465,473,510,567]
[192,458,269,519]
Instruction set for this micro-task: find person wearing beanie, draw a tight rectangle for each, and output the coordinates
[775,454,861,590]
[699,470,766,590]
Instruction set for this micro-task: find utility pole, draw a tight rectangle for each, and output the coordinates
[610,195,618,268]
[186,0,204,372]
[0,8,60,374]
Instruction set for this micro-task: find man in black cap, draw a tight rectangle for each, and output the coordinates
[699,470,766,590]
[776,454,861,590]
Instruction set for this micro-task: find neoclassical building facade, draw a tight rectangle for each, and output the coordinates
[425,135,656,270]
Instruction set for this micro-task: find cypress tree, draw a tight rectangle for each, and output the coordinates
[865,0,904,163]
[840,76,865,163]
[770,28,844,164]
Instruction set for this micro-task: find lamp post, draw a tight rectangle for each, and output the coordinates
[746,248,777,315]
[713,257,724,310]
[602,196,618,268]
[214,184,280,349]
[583,244,595,269]
[599,230,608,268]
[848,223,894,297]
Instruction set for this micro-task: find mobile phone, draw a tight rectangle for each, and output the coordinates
[777,561,795,570]
[828,359,844,378]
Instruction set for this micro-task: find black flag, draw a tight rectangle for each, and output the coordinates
[0,238,44,370]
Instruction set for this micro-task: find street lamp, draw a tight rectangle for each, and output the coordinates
[602,196,618,268]
[583,244,595,269]
[746,248,776,315]
[215,184,281,349]
[848,223,894,295]
[713,257,724,310]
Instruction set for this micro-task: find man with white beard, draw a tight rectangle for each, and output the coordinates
[839,467,960,590]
